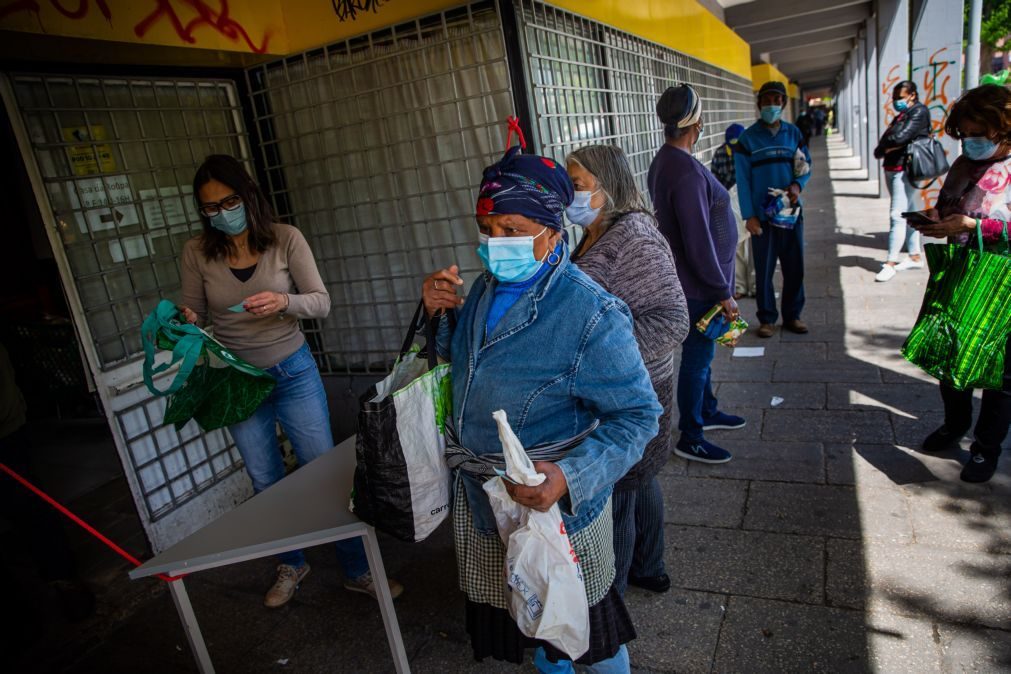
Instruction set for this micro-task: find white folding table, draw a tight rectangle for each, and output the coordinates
[130,436,409,673]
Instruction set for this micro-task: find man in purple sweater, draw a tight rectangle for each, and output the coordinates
[648,84,747,464]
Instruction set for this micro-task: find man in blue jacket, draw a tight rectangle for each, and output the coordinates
[734,81,813,338]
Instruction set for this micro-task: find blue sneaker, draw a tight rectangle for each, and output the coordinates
[702,411,747,431]
[675,438,732,464]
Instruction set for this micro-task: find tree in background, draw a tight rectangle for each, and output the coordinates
[968,0,1011,77]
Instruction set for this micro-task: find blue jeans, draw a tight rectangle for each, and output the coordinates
[229,342,370,579]
[751,215,806,325]
[612,478,665,596]
[677,299,720,442]
[534,645,629,673]
[886,169,921,262]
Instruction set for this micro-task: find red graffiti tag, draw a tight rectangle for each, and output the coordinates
[133,0,271,54]
[0,0,109,22]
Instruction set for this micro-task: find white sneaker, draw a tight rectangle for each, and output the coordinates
[895,257,925,271]
[875,265,897,282]
[344,572,404,600]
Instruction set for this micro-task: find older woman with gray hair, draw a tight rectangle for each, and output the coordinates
[566,144,689,595]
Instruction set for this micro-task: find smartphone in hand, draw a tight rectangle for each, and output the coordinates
[901,211,938,227]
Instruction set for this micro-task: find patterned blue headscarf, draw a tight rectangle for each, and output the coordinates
[476,145,574,231]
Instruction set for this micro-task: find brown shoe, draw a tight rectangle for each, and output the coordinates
[784,319,809,334]
[757,323,775,338]
[264,563,310,608]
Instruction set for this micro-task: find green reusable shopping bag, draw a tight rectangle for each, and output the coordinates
[141,299,275,431]
[902,224,1011,390]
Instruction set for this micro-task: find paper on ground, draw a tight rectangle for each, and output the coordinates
[733,346,765,358]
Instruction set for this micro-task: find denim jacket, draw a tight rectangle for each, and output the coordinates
[438,245,662,535]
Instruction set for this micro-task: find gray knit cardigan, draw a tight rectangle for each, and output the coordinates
[572,211,689,489]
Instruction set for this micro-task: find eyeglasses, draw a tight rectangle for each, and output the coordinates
[199,194,242,217]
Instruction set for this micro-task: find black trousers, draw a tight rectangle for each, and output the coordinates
[939,336,1011,456]
[0,426,76,581]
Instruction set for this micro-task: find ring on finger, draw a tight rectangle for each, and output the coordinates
[434,280,441,290]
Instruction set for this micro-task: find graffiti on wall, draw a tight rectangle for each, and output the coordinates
[880,63,902,126]
[331,0,387,23]
[133,0,271,53]
[912,46,959,208]
[0,0,272,53]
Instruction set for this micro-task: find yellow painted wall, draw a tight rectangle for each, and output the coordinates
[527,0,752,80]
[0,0,288,55]
[752,63,791,91]
[2,0,752,80]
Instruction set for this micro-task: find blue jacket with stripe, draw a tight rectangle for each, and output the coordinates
[733,120,812,221]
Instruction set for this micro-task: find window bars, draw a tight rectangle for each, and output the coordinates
[246,1,513,374]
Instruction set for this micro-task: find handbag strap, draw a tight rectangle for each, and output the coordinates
[976,218,985,254]
[142,299,205,396]
[398,300,426,358]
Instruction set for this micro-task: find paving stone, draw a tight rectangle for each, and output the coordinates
[937,623,1011,673]
[624,588,725,672]
[826,382,946,412]
[864,612,945,673]
[710,360,775,382]
[665,525,824,603]
[862,542,1011,631]
[688,440,825,484]
[661,476,747,528]
[825,538,865,609]
[744,482,911,542]
[890,410,946,448]
[772,363,881,385]
[714,382,826,410]
[901,478,1011,554]
[763,409,894,443]
[712,596,870,672]
[825,442,946,488]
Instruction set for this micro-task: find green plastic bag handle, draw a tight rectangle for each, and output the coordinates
[142,299,205,396]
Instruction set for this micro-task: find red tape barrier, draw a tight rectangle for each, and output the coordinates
[0,462,185,583]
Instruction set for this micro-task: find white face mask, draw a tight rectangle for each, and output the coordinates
[565,189,602,227]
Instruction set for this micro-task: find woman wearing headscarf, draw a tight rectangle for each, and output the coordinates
[648,84,745,465]
[565,144,688,596]
[422,144,662,672]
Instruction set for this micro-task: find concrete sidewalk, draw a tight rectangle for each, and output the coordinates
[18,134,1011,673]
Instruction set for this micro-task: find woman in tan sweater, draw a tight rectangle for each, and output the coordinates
[179,155,402,608]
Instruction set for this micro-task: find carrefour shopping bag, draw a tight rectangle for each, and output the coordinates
[483,410,590,660]
[352,302,452,542]
[141,300,274,431]
[902,226,1011,390]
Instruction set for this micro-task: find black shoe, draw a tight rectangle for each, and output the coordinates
[960,446,1001,483]
[922,425,969,452]
[627,573,671,593]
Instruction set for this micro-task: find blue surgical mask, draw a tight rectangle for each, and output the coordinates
[893,99,909,112]
[565,190,602,227]
[476,229,549,283]
[963,136,999,161]
[209,202,248,236]
[760,105,783,124]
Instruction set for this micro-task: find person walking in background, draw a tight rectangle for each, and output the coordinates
[649,84,745,465]
[710,123,755,298]
[873,80,931,282]
[566,144,689,596]
[179,155,402,608]
[735,80,813,338]
[905,84,1011,483]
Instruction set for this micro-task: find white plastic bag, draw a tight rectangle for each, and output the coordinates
[482,410,590,660]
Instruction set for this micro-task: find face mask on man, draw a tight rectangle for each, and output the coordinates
[476,228,550,283]
[565,190,602,227]
[760,105,783,124]
[209,202,248,236]
[962,136,1000,161]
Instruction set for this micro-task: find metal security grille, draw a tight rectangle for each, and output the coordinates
[5,74,249,523]
[9,75,250,367]
[516,0,754,189]
[246,1,514,374]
